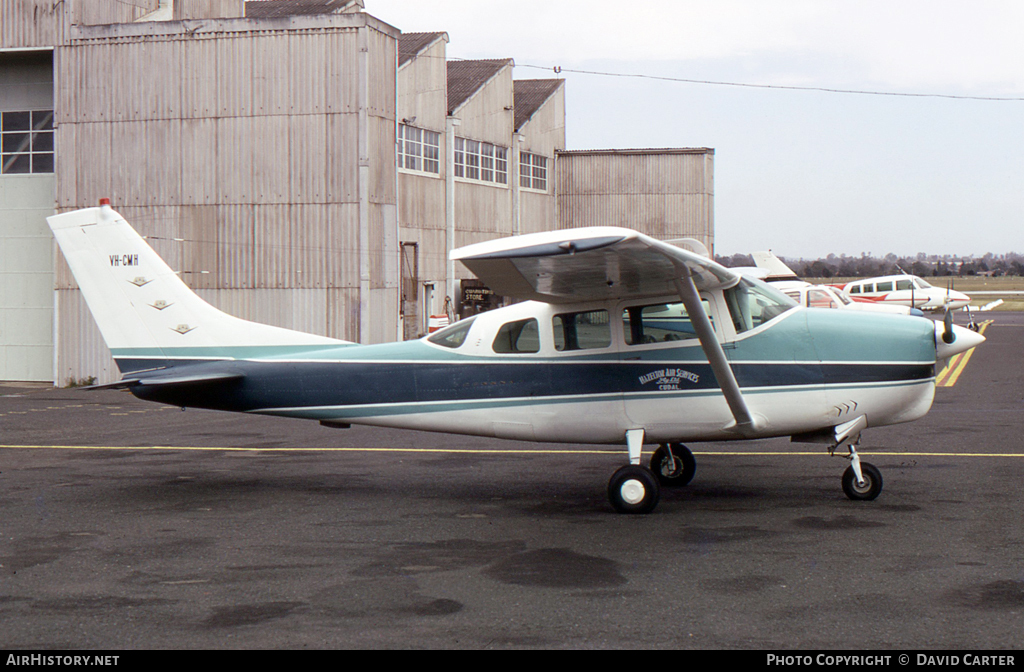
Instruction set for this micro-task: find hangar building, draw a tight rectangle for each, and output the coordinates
[0,0,714,384]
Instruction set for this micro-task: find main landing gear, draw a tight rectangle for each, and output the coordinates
[607,431,697,514]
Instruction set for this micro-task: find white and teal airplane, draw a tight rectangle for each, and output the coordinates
[48,202,986,514]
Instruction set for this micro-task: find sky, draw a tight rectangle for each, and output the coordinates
[365,0,1024,258]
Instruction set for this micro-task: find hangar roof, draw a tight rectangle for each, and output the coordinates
[399,32,447,67]
[447,59,513,115]
[513,79,563,132]
[244,0,363,18]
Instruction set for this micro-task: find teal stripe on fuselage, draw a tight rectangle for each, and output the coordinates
[253,377,934,422]
[111,307,937,371]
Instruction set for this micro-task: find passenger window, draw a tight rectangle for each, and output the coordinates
[876,281,894,292]
[849,285,861,294]
[724,278,796,334]
[427,317,475,349]
[553,310,611,351]
[621,301,707,345]
[492,318,540,353]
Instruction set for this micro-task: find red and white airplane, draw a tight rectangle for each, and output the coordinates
[749,252,915,315]
[838,275,970,313]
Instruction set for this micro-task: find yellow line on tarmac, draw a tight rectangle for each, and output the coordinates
[2,445,1024,458]
[935,320,992,387]
[0,444,613,455]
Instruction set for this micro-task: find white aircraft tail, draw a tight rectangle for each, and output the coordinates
[751,251,800,281]
[48,203,347,371]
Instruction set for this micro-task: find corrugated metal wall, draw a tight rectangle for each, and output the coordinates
[174,0,244,20]
[53,14,399,381]
[1,0,63,48]
[397,36,448,326]
[557,149,715,253]
[517,82,565,235]
[451,62,514,282]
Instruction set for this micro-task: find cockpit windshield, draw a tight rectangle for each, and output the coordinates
[724,277,797,334]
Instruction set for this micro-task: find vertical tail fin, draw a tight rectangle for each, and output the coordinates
[48,204,347,372]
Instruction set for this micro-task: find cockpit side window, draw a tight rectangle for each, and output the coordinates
[427,317,476,349]
[896,279,913,291]
[492,318,541,354]
[553,309,611,351]
[724,277,796,334]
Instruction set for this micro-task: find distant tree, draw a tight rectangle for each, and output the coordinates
[714,253,754,268]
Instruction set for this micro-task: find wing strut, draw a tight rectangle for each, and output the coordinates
[673,271,762,436]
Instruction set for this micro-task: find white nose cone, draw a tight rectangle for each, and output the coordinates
[946,290,971,310]
[935,321,986,360]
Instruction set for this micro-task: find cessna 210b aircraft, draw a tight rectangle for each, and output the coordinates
[48,202,986,514]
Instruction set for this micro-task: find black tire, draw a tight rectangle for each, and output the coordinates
[842,462,883,501]
[608,465,661,514]
[651,443,696,487]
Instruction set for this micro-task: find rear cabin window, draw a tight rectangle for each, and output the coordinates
[553,309,611,351]
[622,301,707,345]
[427,317,476,349]
[849,285,861,294]
[492,318,540,353]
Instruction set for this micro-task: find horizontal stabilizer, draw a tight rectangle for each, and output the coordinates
[83,371,244,390]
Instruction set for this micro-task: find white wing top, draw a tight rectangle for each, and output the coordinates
[451,227,738,303]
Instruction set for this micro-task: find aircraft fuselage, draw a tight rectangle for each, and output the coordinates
[125,298,940,446]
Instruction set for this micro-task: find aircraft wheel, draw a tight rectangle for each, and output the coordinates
[608,465,660,514]
[651,443,696,487]
[842,462,883,501]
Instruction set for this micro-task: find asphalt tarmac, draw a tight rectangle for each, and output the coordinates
[1,314,1022,650]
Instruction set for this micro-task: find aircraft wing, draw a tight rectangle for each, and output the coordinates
[451,227,738,303]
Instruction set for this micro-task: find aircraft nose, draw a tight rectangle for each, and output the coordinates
[950,290,971,307]
[934,321,985,360]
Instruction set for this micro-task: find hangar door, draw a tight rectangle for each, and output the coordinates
[1,51,55,382]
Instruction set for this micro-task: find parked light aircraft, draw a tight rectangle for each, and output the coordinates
[839,275,970,313]
[750,251,916,316]
[48,202,986,514]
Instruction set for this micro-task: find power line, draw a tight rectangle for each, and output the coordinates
[512,62,1024,102]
